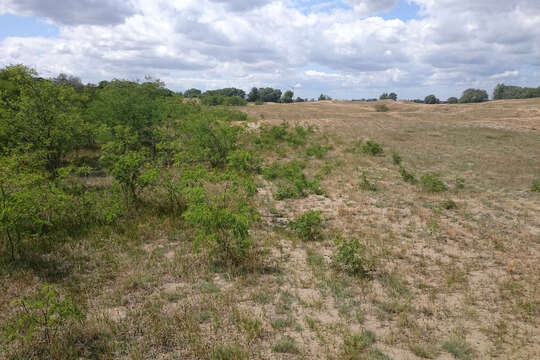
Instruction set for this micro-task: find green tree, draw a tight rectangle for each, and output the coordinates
[447,97,458,104]
[459,88,488,103]
[183,88,202,98]
[247,87,259,102]
[281,90,294,103]
[424,94,440,104]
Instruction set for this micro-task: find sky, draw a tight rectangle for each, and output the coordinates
[1,0,539,100]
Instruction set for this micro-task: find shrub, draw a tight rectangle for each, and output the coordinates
[262,161,322,199]
[441,199,457,210]
[362,141,384,156]
[332,237,374,277]
[374,104,389,112]
[272,336,299,354]
[392,152,402,165]
[359,171,377,192]
[424,94,440,104]
[531,180,540,192]
[306,143,332,159]
[420,173,448,192]
[455,177,466,190]
[291,210,323,241]
[3,284,85,355]
[442,335,475,360]
[447,97,458,104]
[399,166,418,184]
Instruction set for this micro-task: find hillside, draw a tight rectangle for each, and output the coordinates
[1,97,539,359]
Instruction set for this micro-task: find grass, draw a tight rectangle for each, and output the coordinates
[2,99,540,359]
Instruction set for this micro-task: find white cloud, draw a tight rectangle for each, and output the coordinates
[1,0,539,99]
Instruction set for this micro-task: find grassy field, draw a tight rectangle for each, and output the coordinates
[2,99,539,359]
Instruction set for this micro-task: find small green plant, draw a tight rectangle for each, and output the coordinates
[306,143,332,159]
[531,180,540,192]
[442,335,475,360]
[262,160,322,200]
[341,330,378,358]
[455,177,466,190]
[3,284,85,353]
[211,344,248,360]
[359,171,377,192]
[291,210,323,241]
[392,151,402,165]
[332,237,374,277]
[420,173,448,192]
[399,166,418,184]
[374,104,389,112]
[441,199,457,210]
[272,335,299,354]
[362,141,384,156]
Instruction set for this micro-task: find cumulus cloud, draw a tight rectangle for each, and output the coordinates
[0,0,136,25]
[1,0,539,99]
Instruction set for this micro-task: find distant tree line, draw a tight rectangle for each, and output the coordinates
[493,83,540,100]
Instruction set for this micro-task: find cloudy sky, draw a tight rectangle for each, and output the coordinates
[1,0,539,99]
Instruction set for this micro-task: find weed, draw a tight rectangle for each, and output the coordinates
[262,160,322,199]
[341,330,379,358]
[291,210,323,241]
[362,141,384,156]
[420,173,448,192]
[399,166,418,184]
[211,344,248,360]
[392,151,403,165]
[332,237,374,277]
[359,171,378,192]
[531,180,540,192]
[375,104,389,112]
[441,199,457,210]
[455,177,466,190]
[442,335,474,360]
[272,335,300,354]
[306,143,332,159]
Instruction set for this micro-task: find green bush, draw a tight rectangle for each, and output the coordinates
[424,94,440,104]
[291,210,323,241]
[374,104,389,112]
[306,143,332,159]
[441,199,457,210]
[447,97,458,104]
[459,88,488,103]
[262,161,322,199]
[531,180,540,192]
[420,173,448,192]
[3,284,85,355]
[399,166,417,184]
[332,238,374,277]
[362,141,384,156]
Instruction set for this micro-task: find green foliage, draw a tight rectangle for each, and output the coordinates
[424,94,440,104]
[530,179,540,192]
[255,122,311,148]
[183,186,257,267]
[392,151,402,165]
[374,104,389,112]
[183,88,202,98]
[459,88,488,103]
[362,140,384,156]
[420,173,448,192]
[359,171,377,192]
[262,160,322,199]
[200,94,247,106]
[442,335,475,360]
[447,97,458,104]
[306,143,332,159]
[455,177,466,190]
[441,199,457,210]
[272,336,299,354]
[493,83,540,100]
[399,166,418,184]
[379,92,397,101]
[3,284,84,353]
[291,210,323,241]
[332,237,374,277]
[211,344,248,360]
[281,90,294,103]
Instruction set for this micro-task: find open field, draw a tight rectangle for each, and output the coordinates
[2,99,539,359]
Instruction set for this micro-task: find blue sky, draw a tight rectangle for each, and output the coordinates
[1,0,539,100]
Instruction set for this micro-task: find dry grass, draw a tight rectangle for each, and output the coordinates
[1,99,539,359]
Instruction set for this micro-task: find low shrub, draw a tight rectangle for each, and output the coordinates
[420,173,448,192]
[362,141,384,156]
[531,180,540,192]
[332,237,374,277]
[399,166,417,184]
[291,210,323,241]
[392,152,402,165]
[262,161,322,200]
[306,143,332,159]
[375,104,389,112]
[359,171,377,192]
[441,199,457,210]
[455,177,466,190]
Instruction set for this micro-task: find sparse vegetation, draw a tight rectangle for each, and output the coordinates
[332,237,374,277]
[362,140,384,156]
[291,210,323,241]
[420,173,448,192]
[399,166,418,184]
[375,104,389,112]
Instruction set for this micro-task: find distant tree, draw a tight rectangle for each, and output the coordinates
[447,97,458,104]
[52,73,84,93]
[258,88,282,102]
[295,97,305,102]
[493,83,540,100]
[184,88,202,98]
[281,90,294,103]
[379,93,388,100]
[424,95,440,104]
[459,88,488,103]
[318,94,332,101]
[388,92,397,101]
[247,87,259,102]
[205,88,246,99]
